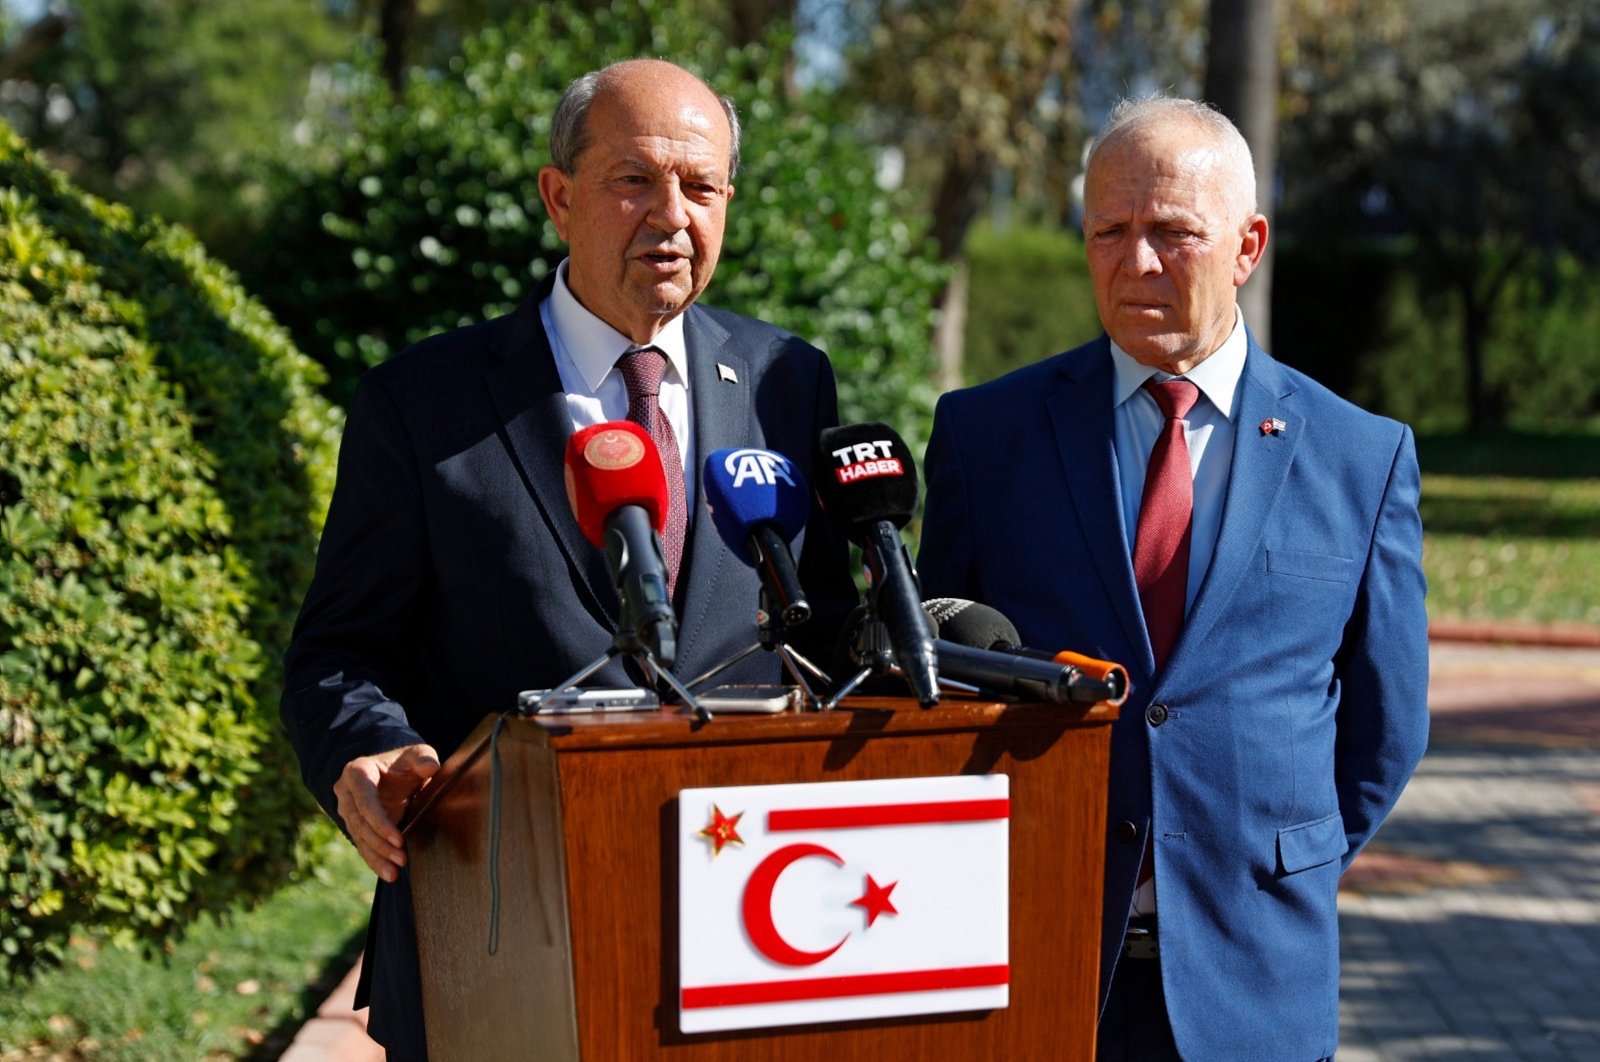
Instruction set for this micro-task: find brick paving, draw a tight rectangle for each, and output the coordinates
[285,640,1600,1060]
[1338,643,1600,1061]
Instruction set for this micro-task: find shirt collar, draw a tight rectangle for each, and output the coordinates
[548,258,690,394]
[1109,309,1248,418]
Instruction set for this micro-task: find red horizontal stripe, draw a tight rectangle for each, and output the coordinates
[682,964,1009,1009]
[767,799,1010,831]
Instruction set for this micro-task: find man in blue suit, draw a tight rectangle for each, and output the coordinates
[917,96,1429,1060]
[281,59,855,1058]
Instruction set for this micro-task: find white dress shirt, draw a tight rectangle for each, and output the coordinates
[539,258,697,506]
[1111,313,1247,613]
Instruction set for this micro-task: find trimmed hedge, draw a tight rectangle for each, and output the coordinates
[0,121,341,978]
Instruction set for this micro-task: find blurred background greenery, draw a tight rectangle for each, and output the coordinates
[2,0,1597,1055]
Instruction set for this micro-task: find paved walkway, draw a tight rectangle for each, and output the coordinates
[283,640,1600,1060]
[1338,643,1600,1061]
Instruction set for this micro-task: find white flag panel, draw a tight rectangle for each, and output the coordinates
[677,774,1010,1033]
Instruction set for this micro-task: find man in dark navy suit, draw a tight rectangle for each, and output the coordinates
[281,58,855,1058]
[917,97,1429,1060]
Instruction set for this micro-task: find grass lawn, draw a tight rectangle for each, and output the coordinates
[1418,432,1600,626]
[0,837,372,1061]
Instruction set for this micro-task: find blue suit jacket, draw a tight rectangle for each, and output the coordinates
[280,277,856,1055]
[917,333,1429,1061]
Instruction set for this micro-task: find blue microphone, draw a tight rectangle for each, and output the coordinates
[703,447,812,627]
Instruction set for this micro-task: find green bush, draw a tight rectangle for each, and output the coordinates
[239,0,946,446]
[0,121,341,978]
[962,222,1102,384]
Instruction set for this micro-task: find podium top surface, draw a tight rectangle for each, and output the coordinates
[401,695,1118,833]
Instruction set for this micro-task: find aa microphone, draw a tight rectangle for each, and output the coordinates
[816,423,939,706]
[924,598,1131,706]
[702,447,811,627]
[564,421,677,667]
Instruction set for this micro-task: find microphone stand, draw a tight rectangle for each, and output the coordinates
[532,610,711,723]
[685,587,831,710]
[822,610,897,709]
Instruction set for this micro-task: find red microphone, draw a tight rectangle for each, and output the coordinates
[563,421,677,666]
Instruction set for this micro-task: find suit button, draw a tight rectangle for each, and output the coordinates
[1115,820,1139,844]
[1146,703,1169,726]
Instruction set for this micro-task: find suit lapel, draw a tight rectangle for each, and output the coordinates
[1171,339,1302,664]
[1047,339,1150,666]
[673,308,752,664]
[483,285,616,626]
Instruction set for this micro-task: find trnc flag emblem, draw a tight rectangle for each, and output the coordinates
[677,774,1010,1033]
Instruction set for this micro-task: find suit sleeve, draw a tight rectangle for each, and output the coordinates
[280,372,430,822]
[916,391,980,602]
[1334,423,1430,866]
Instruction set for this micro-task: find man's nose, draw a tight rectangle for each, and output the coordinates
[648,178,692,231]
[1125,235,1161,276]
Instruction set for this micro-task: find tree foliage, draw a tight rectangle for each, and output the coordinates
[0,0,345,244]
[239,0,945,443]
[0,122,340,978]
[1282,0,1600,430]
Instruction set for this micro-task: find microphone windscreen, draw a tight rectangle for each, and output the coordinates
[923,598,1021,651]
[702,447,810,562]
[564,420,668,548]
[815,422,919,531]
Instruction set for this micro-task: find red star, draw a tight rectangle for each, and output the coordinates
[698,804,744,856]
[850,874,899,927]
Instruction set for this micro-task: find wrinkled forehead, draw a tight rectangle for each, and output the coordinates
[1086,126,1236,219]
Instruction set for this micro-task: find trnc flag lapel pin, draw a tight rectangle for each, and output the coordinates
[1259,417,1286,437]
[717,363,739,384]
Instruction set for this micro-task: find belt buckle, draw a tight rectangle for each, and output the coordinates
[1122,925,1159,961]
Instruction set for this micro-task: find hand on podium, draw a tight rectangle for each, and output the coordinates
[335,743,441,883]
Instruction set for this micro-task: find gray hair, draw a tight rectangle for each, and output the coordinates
[549,64,743,179]
[1087,95,1256,221]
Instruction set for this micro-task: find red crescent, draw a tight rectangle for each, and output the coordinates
[741,843,849,966]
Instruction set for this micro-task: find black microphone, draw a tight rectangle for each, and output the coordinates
[816,423,939,706]
[924,598,1131,706]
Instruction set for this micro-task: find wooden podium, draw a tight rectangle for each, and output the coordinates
[401,695,1119,1059]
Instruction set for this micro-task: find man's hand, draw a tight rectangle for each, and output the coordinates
[334,743,441,883]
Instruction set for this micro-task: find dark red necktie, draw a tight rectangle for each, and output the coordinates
[1131,379,1197,894]
[616,346,686,596]
[1133,378,1200,673]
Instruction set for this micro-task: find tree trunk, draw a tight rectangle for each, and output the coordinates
[1203,0,1278,347]
[380,0,417,97]
[934,261,970,393]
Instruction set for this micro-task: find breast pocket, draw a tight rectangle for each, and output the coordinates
[1266,548,1355,585]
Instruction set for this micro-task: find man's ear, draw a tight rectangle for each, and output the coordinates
[537,166,573,242]
[1235,213,1269,287]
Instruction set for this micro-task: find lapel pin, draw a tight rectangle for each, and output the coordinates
[1259,417,1286,437]
[716,363,739,384]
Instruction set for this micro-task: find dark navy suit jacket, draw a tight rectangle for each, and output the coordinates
[917,333,1429,1061]
[281,277,856,1056]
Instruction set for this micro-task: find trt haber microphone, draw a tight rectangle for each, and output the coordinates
[564,421,677,667]
[703,447,812,627]
[924,597,1131,706]
[816,423,939,706]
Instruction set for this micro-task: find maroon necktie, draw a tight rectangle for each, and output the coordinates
[1132,378,1200,673]
[616,346,686,596]
[1131,378,1198,895]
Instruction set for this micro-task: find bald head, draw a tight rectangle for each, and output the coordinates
[1087,97,1256,225]
[551,59,742,179]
